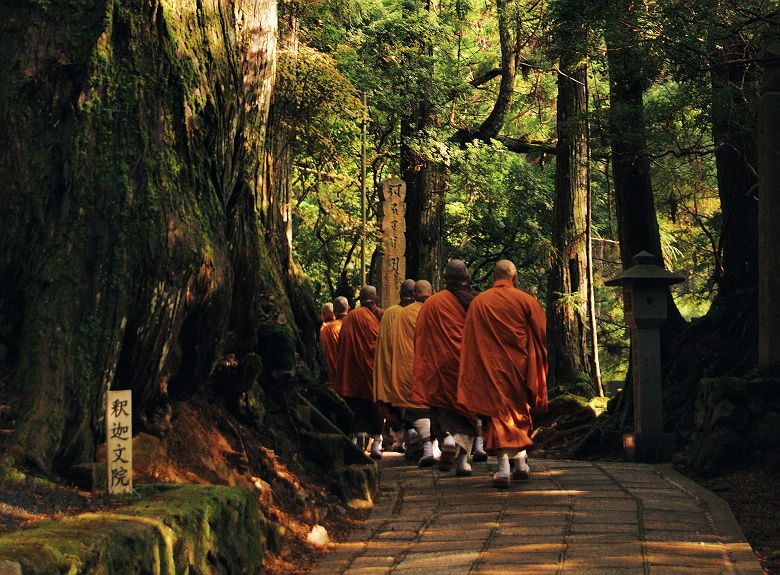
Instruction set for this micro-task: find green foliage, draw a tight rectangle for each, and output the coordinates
[276,47,362,171]
[286,0,764,384]
[444,140,554,295]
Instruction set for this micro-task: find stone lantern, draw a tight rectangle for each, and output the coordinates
[605,251,685,462]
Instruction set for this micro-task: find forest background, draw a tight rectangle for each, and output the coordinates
[0,0,778,570]
[283,0,771,390]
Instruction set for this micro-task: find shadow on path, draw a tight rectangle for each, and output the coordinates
[311,454,763,575]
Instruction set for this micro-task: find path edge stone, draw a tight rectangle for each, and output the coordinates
[657,464,764,575]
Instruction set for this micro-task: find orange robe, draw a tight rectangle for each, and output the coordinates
[389,301,427,409]
[410,290,469,415]
[335,306,380,400]
[319,318,343,385]
[457,278,548,451]
[373,304,404,403]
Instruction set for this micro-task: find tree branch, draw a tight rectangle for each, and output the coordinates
[470,68,502,87]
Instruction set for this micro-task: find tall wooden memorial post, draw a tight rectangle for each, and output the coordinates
[378,177,407,307]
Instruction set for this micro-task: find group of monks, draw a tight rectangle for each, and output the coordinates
[319,258,548,488]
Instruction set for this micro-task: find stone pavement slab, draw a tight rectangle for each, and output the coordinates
[310,454,764,575]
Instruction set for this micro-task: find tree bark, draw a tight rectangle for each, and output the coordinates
[263,0,300,273]
[710,36,759,292]
[604,0,685,333]
[474,0,517,141]
[711,29,759,296]
[400,0,446,287]
[0,0,285,474]
[547,47,597,390]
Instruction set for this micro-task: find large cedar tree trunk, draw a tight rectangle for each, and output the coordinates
[661,24,763,433]
[0,0,282,474]
[548,28,598,390]
[263,0,299,273]
[711,36,759,292]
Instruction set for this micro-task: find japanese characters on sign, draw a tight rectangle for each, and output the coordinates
[106,390,132,495]
[379,177,407,308]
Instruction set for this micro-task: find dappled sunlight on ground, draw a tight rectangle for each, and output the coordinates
[311,457,765,575]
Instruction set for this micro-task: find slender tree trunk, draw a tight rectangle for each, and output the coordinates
[548,46,597,390]
[401,0,445,287]
[758,19,780,372]
[604,0,685,334]
[474,0,516,141]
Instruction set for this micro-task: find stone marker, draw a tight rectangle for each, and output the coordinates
[378,177,407,307]
[106,389,133,494]
[606,251,684,462]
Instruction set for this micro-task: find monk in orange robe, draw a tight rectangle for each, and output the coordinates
[410,259,478,475]
[319,302,343,386]
[335,286,384,458]
[390,279,435,466]
[457,259,548,487]
[373,279,416,451]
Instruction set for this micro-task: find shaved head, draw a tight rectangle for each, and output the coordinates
[494,259,517,283]
[444,259,469,284]
[321,302,335,322]
[333,296,349,317]
[400,279,416,301]
[414,279,433,300]
[359,285,377,305]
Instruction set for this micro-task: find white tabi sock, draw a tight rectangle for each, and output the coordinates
[441,433,456,454]
[513,450,530,472]
[495,450,511,480]
[412,418,431,443]
[455,448,472,475]
[422,439,434,459]
[432,439,442,459]
[369,434,383,459]
[438,434,457,471]
[474,436,486,453]
[413,418,435,466]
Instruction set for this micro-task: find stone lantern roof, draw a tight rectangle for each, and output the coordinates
[605,251,685,287]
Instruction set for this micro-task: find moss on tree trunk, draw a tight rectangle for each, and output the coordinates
[0,0,290,475]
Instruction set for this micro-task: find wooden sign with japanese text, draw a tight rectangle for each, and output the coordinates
[106,390,132,495]
[379,177,407,308]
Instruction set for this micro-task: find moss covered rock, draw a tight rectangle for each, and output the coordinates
[687,427,744,476]
[257,322,298,374]
[0,484,265,574]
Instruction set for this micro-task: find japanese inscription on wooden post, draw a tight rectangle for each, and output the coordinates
[106,390,132,494]
[379,177,407,307]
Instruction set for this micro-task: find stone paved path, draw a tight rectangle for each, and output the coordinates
[312,454,763,575]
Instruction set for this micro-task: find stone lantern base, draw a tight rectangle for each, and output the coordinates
[623,432,675,463]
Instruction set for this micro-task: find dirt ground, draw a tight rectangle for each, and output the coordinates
[0,397,366,574]
[0,479,123,534]
[693,464,780,575]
